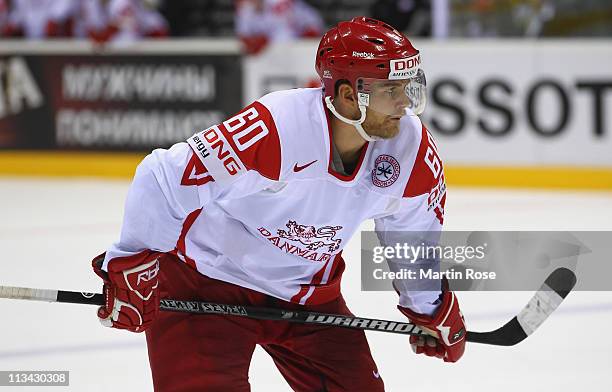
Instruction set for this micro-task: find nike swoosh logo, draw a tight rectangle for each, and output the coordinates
[293,160,317,172]
[373,370,380,379]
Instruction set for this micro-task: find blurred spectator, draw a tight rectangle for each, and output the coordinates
[72,0,109,40]
[2,0,77,38]
[451,0,583,37]
[138,0,169,38]
[94,0,168,45]
[0,0,10,34]
[0,0,168,43]
[236,0,324,55]
[370,0,432,37]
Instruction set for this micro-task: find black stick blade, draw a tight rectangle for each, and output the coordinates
[467,318,527,346]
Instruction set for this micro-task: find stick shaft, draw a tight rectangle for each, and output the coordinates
[0,285,427,337]
[0,285,501,341]
[0,267,576,346]
[158,298,426,336]
[0,286,59,302]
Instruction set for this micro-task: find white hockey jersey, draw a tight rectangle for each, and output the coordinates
[104,88,447,313]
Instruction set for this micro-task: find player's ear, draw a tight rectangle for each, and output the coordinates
[335,82,360,117]
[337,83,356,104]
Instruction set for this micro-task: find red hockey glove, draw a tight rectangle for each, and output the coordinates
[92,251,161,333]
[398,291,466,362]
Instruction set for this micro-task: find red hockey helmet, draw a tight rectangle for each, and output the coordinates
[315,17,426,124]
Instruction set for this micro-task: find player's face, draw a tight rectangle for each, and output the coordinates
[362,107,403,139]
[361,80,411,139]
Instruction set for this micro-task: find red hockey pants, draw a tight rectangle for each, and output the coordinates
[145,255,386,391]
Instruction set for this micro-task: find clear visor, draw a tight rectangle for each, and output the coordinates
[356,69,427,117]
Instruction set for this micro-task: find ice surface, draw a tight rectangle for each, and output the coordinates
[1,178,611,391]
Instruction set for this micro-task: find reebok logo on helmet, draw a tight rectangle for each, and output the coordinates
[352,51,375,59]
[389,54,421,80]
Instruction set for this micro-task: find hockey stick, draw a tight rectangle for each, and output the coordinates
[0,267,576,346]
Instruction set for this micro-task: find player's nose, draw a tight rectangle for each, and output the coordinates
[395,95,411,116]
[395,94,411,114]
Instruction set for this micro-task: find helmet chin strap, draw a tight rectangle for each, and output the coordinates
[324,96,381,142]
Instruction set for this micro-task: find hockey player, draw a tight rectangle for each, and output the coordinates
[92,17,466,391]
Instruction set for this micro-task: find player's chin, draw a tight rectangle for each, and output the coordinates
[374,129,399,140]
[380,120,401,138]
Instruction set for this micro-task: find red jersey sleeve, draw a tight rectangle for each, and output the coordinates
[403,125,446,225]
[186,101,282,184]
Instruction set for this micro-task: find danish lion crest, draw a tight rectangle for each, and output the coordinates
[277,221,342,252]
